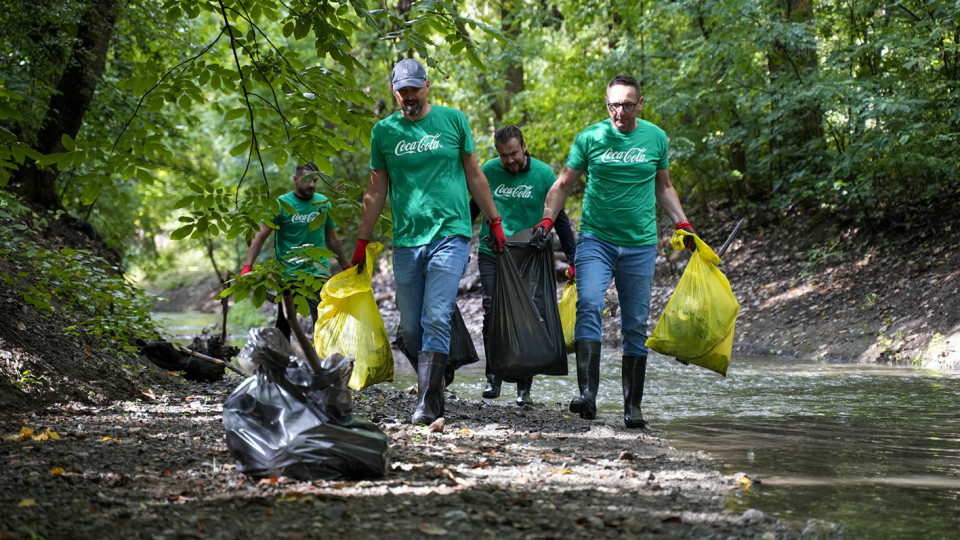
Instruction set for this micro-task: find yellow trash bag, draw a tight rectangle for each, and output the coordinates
[559,280,577,353]
[314,242,394,390]
[645,230,739,376]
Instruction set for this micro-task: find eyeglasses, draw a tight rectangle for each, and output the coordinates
[606,101,638,113]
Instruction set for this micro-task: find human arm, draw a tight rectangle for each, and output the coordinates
[543,166,584,222]
[654,168,695,249]
[351,168,390,267]
[241,222,273,274]
[462,153,504,248]
[356,168,389,244]
[352,169,389,266]
[324,228,350,271]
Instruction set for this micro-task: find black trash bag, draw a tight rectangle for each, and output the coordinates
[393,303,480,372]
[223,327,390,481]
[485,230,567,382]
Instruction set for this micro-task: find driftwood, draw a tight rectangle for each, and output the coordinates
[179,345,250,377]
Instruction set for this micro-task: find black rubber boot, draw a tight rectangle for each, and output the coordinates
[515,378,533,406]
[412,351,447,425]
[622,354,648,429]
[569,340,601,419]
[481,370,501,399]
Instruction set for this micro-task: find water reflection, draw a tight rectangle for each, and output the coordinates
[653,356,960,540]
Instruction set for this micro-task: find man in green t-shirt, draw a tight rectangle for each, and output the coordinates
[353,58,505,425]
[471,125,577,406]
[241,162,349,341]
[540,75,697,429]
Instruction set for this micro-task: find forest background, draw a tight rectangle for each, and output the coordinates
[2,0,959,404]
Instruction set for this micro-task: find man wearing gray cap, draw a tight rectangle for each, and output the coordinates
[353,58,506,425]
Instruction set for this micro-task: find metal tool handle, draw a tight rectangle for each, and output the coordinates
[717,218,745,260]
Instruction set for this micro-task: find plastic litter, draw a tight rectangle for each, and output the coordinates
[486,231,567,382]
[646,230,739,376]
[223,327,390,480]
[314,242,393,390]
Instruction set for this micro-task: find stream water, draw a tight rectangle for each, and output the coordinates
[154,313,960,539]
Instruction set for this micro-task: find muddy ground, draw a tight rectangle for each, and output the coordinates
[3,207,959,539]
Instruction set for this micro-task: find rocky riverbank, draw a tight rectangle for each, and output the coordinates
[1,374,840,539]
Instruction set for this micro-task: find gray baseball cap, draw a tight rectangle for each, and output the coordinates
[392,58,427,90]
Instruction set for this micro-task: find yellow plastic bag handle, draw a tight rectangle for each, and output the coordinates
[670,230,720,265]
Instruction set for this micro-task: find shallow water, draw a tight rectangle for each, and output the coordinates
[389,353,960,539]
[153,312,248,348]
[153,312,960,538]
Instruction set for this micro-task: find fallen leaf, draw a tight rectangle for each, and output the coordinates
[17,499,36,507]
[17,321,26,331]
[458,429,472,435]
[549,468,573,474]
[50,467,65,475]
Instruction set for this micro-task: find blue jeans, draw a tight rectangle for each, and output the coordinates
[574,233,656,356]
[393,236,470,354]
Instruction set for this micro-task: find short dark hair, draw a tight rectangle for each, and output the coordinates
[494,125,524,148]
[295,162,318,178]
[607,75,641,95]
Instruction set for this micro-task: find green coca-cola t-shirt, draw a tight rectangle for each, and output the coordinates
[566,118,669,247]
[273,191,334,280]
[369,105,475,247]
[478,156,556,257]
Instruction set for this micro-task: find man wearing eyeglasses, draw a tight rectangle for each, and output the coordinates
[353,58,505,425]
[539,75,696,429]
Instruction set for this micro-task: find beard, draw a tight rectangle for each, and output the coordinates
[402,99,424,117]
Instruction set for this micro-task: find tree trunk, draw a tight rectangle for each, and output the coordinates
[15,0,120,209]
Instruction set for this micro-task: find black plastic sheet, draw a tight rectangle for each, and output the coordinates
[393,303,480,371]
[223,328,390,480]
[486,232,567,382]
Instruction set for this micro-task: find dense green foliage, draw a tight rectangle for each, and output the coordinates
[0,190,157,353]
[2,0,958,323]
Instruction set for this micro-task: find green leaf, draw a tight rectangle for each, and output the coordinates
[252,284,266,307]
[224,107,248,121]
[170,224,194,240]
[80,181,100,206]
[464,48,484,70]
[230,140,251,157]
[61,133,76,152]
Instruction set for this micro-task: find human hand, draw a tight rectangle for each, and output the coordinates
[352,239,370,272]
[240,265,253,275]
[530,217,554,249]
[675,220,697,251]
[486,216,506,252]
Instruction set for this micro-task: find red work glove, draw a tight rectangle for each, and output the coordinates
[351,239,370,271]
[531,217,554,248]
[675,220,697,251]
[240,265,253,275]
[567,265,575,282]
[486,216,506,252]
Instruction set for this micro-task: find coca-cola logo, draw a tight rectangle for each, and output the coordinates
[290,211,319,223]
[395,134,442,155]
[600,147,648,164]
[493,184,535,199]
